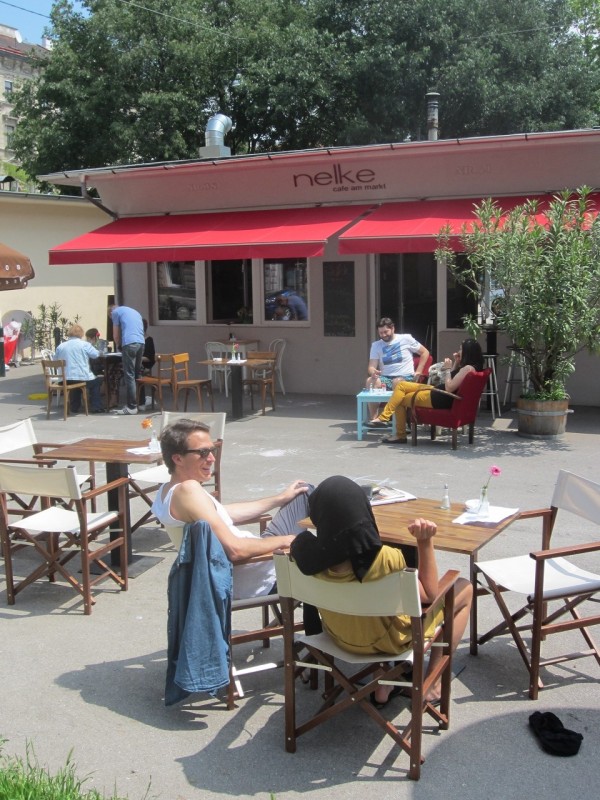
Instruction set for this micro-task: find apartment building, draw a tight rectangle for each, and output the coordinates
[0,24,48,167]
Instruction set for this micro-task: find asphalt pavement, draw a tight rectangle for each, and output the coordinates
[1,362,599,800]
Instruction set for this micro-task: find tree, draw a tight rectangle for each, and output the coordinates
[11,0,599,181]
[437,189,600,399]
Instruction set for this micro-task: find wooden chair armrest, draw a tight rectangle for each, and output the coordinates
[32,441,66,452]
[0,457,58,467]
[530,540,600,561]
[81,476,129,502]
[517,507,553,520]
[421,569,460,614]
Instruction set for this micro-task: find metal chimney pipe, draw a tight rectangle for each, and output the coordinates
[426,92,440,141]
[200,114,233,158]
[205,113,233,147]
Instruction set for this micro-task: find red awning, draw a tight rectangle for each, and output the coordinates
[338,194,600,254]
[49,205,373,265]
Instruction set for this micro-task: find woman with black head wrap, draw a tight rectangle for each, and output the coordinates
[291,476,472,705]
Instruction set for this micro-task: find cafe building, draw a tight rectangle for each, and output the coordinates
[42,124,600,403]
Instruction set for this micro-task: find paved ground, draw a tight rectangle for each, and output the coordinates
[1,363,599,800]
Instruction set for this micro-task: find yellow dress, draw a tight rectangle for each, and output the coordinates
[317,546,443,655]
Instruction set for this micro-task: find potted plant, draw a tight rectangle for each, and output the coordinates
[437,187,600,437]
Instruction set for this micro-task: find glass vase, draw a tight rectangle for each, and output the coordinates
[149,429,161,453]
[478,486,490,517]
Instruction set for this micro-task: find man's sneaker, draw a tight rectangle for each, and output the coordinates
[115,405,138,415]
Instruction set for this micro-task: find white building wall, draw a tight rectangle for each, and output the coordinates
[0,193,114,349]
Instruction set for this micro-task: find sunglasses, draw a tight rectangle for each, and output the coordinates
[183,447,218,459]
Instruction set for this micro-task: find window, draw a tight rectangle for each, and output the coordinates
[156,261,197,321]
[4,80,13,97]
[263,258,308,322]
[207,259,253,323]
[4,123,15,149]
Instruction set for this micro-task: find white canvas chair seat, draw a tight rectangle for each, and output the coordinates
[477,554,600,601]
[274,553,458,781]
[15,506,118,535]
[0,463,128,615]
[476,469,600,699]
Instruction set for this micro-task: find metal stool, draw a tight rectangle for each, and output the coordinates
[481,354,501,419]
[503,346,529,408]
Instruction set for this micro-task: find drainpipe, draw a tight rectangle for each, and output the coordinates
[426,91,440,141]
[200,114,233,158]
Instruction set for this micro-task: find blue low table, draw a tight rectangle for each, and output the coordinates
[356,389,397,440]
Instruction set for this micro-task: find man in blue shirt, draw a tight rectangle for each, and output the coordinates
[55,324,104,413]
[109,303,145,414]
[275,292,308,320]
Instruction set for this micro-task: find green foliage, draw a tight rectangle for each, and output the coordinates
[437,188,600,399]
[21,303,81,355]
[11,0,599,178]
[0,740,132,799]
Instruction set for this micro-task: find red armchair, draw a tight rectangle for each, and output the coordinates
[409,368,491,450]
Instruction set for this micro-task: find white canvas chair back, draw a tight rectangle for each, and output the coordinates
[0,462,82,501]
[275,553,422,619]
[551,470,600,525]
[165,523,184,551]
[161,411,226,441]
[0,419,37,455]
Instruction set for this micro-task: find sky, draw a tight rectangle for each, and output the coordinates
[0,1,85,45]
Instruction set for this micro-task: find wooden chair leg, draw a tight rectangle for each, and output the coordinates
[261,382,267,415]
[63,390,68,420]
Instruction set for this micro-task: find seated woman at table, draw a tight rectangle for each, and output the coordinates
[152,418,313,600]
[290,475,472,706]
[367,338,484,444]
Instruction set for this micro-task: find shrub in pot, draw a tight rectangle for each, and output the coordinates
[437,187,600,436]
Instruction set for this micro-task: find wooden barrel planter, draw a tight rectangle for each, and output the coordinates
[516,397,569,438]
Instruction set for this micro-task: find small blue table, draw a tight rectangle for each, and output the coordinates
[356,389,396,440]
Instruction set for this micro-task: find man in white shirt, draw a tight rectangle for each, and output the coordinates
[152,418,312,600]
[55,324,105,413]
[365,317,430,418]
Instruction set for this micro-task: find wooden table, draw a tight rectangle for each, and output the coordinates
[199,359,274,420]
[301,496,520,654]
[37,438,163,565]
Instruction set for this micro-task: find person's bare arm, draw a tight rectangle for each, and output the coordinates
[367,357,380,380]
[413,345,430,382]
[226,480,309,525]
[443,364,474,393]
[112,323,121,349]
[170,481,295,561]
[408,518,439,603]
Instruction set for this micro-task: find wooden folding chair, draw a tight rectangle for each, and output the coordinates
[41,359,88,420]
[136,353,175,411]
[476,469,600,699]
[0,419,94,517]
[172,353,214,412]
[0,463,128,615]
[274,553,458,781]
[242,351,276,415]
[164,525,298,709]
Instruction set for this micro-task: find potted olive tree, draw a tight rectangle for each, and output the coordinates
[437,188,600,437]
